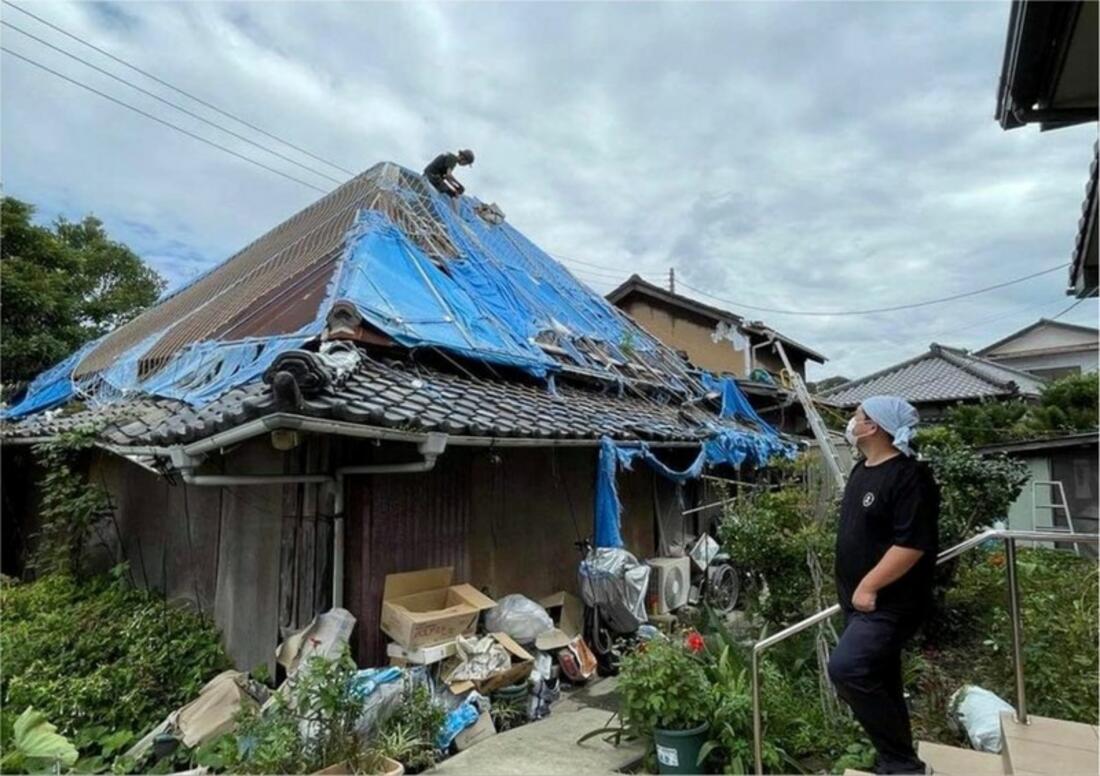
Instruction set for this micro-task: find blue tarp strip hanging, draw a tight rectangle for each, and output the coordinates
[592,424,797,549]
[700,372,781,435]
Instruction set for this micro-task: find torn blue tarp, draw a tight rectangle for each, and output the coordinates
[700,373,779,435]
[6,166,694,419]
[593,423,796,548]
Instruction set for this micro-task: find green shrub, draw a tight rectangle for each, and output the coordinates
[225,652,366,775]
[0,570,230,764]
[718,485,836,626]
[938,546,1098,723]
[365,685,445,774]
[944,373,1098,447]
[618,636,712,736]
[915,427,1029,549]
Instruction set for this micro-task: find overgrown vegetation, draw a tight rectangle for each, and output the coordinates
[31,428,114,577]
[218,652,364,775]
[718,482,836,626]
[623,433,1095,774]
[364,685,446,774]
[943,372,1098,447]
[915,427,1030,549]
[0,570,230,771]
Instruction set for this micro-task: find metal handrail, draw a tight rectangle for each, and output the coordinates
[750,527,1100,775]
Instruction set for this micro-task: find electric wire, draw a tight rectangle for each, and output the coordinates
[1,46,329,194]
[2,0,356,176]
[2,20,344,186]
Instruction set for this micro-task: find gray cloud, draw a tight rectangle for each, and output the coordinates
[1,0,1095,382]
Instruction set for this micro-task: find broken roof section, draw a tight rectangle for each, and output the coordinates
[6,163,704,420]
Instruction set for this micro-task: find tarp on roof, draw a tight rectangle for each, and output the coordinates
[4,165,692,418]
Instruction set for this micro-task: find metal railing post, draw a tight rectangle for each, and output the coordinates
[1004,536,1029,724]
[748,529,1097,773]
[752,648,763,776]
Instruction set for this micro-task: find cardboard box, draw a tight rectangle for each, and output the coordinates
[447,632,534,695]
[381,567,496,650]
[454,710,496,751]
[386,639,458,665]
[539,591,584,637]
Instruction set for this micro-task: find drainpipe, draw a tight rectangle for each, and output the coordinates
[749,330,777,375]
[166,433,448,610]
[328,433,448,607]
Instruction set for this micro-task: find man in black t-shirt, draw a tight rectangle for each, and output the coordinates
[424,149,474,197]
[828,395,939,775]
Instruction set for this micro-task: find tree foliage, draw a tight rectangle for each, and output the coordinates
[943,372,1098,446]
[0,196,165,389]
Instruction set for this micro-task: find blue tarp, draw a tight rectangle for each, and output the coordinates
[4,172,687,419]
[593,376,796,548]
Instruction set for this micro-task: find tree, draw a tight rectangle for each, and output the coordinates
[0,197,165,391]
[944,373,1099,446]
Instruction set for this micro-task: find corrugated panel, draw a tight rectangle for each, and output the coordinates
[346,451,472,665]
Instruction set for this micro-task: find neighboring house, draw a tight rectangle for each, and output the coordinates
[606,274,827,380]
[0,163,789,670]
[996,0,1098,297]
[978,433,1098,556]
[976,318,1100,379]
[819,343,1047,420]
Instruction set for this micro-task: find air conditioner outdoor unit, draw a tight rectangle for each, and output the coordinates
[646,557,691,614]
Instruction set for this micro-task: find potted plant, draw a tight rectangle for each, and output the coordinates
[619,632,713,774]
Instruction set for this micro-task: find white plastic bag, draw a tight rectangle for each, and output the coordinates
[950,685,1015,753]
[483,595,553,644]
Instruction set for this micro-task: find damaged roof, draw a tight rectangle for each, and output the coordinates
[3,346,753,447]
[819,343,1047,408]
[3,162,784,450]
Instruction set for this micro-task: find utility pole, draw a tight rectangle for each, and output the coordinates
[668,267,676,294]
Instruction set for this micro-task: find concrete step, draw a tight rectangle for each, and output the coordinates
[917,740,1003,775]
[1000,711,1099,776]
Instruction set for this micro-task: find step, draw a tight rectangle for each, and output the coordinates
[918,740,1004,775]
[1000,711,1099,776]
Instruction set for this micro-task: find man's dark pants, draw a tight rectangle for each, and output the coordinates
[827,608,926,774]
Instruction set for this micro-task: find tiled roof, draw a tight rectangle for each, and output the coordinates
[2,349,747,448]
[819,344,1047,408]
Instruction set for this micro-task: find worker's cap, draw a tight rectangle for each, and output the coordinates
[458,149,475,164]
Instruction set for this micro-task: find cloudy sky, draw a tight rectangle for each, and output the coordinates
[2,0,1096,380]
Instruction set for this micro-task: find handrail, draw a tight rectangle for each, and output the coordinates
[751,527,1100,775]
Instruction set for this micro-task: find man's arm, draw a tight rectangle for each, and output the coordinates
[852,546,925,612]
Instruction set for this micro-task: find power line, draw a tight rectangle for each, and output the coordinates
[2,20,344,186]
[1,46,329,194]
[1049,288,1098,321]
[2,0,356,177]
[675,263,1069,317]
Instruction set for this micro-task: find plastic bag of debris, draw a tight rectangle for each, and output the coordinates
[949,685,1015,753]
[442,635,512,683]
[483,595,553,644]
[578,547,650,633]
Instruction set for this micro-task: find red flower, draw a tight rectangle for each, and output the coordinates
[684,630,705,653]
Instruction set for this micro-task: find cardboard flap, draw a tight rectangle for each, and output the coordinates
[383,567,455,601]
[489,632,534,662]
[453,583,497,611]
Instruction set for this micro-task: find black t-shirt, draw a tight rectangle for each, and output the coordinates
[835,455,940,615]
[424,153,458,178]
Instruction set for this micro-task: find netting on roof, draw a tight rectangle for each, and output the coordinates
[4,163,719,419]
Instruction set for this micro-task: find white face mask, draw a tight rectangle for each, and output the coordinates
[845,417,863,448]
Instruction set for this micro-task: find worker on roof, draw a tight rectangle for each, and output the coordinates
[424,149,474,198]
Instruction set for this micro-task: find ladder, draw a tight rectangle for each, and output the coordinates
[769,337,847,490]
[1031,479,1083,556]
